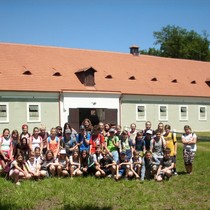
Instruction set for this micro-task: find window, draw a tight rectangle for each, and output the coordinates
[0,103,9,123]
[136,105,146,121]
[159,105,168,121]
[199,106,207,120]
[27,103,41,122]
[179,105,188,121]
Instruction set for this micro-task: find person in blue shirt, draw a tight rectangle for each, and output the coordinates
[61,129,78,157]
[76,125,90,153]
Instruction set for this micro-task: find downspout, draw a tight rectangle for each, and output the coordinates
[119,93,123,126]
[58,91,62,126]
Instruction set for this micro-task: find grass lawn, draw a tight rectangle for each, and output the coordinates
[0,141,210,210]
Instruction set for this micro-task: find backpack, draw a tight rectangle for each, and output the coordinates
[47,136,59,143]
[152,137,165,153]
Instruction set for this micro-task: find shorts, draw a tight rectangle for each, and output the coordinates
[172,156,177,164]
[183,150,195,164]
[133,164,141,172]
[157,170,165,178]
[118,168,126,176]
[102,168,112,175]
[0,151,9,161]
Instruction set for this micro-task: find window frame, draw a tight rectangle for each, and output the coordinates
[27,103,41,122]
[0,103,9,123]
[136,104,146,121]
[158,105,168,121]
[198,105,207,121]
[179,105,188,121]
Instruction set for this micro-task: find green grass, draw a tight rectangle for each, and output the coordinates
[0,141,210,210]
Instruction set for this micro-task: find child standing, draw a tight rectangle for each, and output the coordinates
[0,128,13,170]
[30,127,43,152]
[16,137,30,161]
[133,131,145,156]
[163,124,178,175]
[47,128,60,158]
[181,125,197,174]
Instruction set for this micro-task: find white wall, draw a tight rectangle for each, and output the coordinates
[60,92,120,126]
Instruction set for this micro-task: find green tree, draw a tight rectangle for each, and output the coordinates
[141,25,210,61]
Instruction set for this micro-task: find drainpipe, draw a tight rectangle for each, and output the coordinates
[58,91,62,126]
[119,93,123,126]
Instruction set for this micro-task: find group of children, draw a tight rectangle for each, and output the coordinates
[0,119,197,185]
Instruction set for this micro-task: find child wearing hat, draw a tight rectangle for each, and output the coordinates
[56,149,69,177]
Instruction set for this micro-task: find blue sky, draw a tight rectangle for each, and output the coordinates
[0,0,210,53]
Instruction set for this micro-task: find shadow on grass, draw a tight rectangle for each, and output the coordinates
[63,205,112,210]
[177,171,187,175]
[0,203,13,210]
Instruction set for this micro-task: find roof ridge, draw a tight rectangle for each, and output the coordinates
[0,42,128,55]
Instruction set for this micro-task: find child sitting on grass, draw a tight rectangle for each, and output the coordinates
[56,149,69,177]
[80,150,98,176]
[40,150,57,178]
[131,150,142,178]
[115,151,138,180]
[9,153,31,185]
[141,150,160,181]
[156,148,175,182]
[69,150,82,177]
[99,150,116,178]
[26,151,41,180]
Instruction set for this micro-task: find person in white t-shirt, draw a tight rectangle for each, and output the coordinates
[181,125,197,174]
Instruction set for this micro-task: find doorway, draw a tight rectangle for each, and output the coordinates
[68,108,118,132]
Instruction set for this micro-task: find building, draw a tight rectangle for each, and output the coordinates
[0,43,210,133]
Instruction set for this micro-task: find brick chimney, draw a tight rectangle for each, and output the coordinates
[129,45,140,56]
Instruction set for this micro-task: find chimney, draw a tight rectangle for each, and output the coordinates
[129,45,140,56]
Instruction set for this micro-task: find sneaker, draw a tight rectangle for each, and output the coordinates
[107,174,112,178]
[173,172,178,176]
[16,181,21,186]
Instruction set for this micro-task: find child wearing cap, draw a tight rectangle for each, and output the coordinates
[56,149,69,177]
[61,129,78,157]
[105,128,119,162]
[144,130,153,151]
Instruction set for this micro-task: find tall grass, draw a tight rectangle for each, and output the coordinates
[0,141,210,210]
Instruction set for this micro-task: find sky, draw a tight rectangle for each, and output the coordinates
[0,0,210,53]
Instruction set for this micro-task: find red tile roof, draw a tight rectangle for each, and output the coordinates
[0,42,210,97]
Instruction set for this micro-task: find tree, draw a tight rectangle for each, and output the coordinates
[140,25,210,61]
